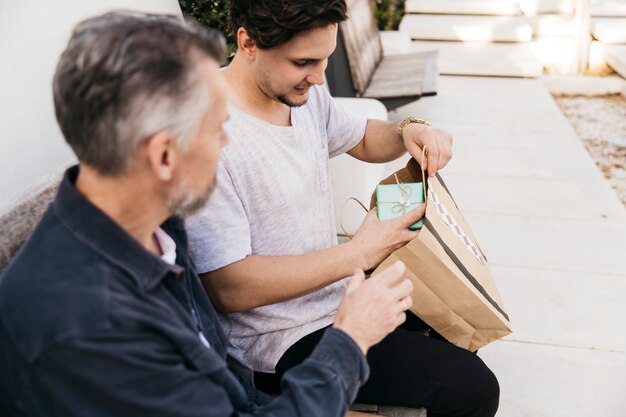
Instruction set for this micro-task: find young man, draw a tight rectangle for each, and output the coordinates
[0,12,415,417]
[186,1,499,416]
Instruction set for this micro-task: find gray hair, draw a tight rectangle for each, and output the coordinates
[53,11,226,175]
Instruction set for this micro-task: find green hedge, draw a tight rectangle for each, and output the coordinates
[372,0,405,31]
[178,0,406,54]
[178,0,236,56]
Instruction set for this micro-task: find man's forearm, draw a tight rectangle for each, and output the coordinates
[347,119,406,163]
[200,241,366,313]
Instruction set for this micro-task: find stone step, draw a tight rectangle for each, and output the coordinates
[409,41,543,77]
[405,0,522,16]
[399,15,533,42]
[542,74,625,95]
[531,14,578,38]
[444,173,626,221]
[467,212,626,282]
[602,44,626,78]
[519,0,575,16]
[527,38,611,75]
[406,0,613,17]
[591,0,626,17]
[482,335,626,417]
[486,265,626,352]
[529,38,577,74]
[592,18,626,43]
[522,0,626,17]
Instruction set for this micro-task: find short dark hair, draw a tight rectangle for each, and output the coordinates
[228,0,348,49]
[53,11,226,175]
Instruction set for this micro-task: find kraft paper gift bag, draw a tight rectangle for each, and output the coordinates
[370,158,512,351]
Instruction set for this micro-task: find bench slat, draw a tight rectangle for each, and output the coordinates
[364,51,437,98]
[328,0,438,109]
[350,403,426,417]
[340,0,383,95]
[0,182,59,273]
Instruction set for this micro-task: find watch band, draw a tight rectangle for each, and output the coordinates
[398,116,432,137]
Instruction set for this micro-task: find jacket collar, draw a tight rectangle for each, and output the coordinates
[54,166,184,290]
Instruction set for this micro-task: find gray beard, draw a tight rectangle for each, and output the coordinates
[168,182,215,218]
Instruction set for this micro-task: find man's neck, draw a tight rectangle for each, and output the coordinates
[224,54,292,126]
[75,166,167,256]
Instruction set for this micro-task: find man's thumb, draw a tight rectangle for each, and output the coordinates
[400,203,426,226]
[346,269,365,294]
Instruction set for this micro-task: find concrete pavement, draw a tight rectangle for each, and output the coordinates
[384,75,626,417]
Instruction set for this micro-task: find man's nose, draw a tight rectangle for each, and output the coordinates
[306,60,327,86]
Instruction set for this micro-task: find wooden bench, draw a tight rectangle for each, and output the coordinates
[0,181,59,273]
[349,403,427,417]
[326,0,438,111]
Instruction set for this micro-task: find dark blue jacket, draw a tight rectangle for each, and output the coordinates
[0,166,368,417]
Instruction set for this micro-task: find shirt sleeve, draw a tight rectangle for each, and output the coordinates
[33,328,368,417]
[314,86,367,159]
[277,328,370,409]
[185,160,252,274]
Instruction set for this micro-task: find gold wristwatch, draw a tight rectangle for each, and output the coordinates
[398,116,432,137]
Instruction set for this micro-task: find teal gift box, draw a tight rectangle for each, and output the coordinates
[376,182,425,230]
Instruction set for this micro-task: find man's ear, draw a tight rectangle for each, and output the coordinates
[236,27,256,59]
[145,132,177,181]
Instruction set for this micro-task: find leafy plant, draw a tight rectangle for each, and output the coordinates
[178,0,237,57]
[178,0,406,53]
[371,0,405,31]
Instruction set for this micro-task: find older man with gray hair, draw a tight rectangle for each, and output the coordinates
[0,11,414,417]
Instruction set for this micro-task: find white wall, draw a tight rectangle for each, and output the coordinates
[0,0,183,214]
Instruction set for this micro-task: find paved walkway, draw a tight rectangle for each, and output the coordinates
[383,76,626,417]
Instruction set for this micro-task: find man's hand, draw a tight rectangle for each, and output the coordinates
[402,123,453,177]
[333,261,413,354]
[347,205,425,271]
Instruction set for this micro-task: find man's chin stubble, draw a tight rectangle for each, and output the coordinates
[276,94,308,108]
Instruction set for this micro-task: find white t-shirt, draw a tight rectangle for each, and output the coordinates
[186,85,367,372]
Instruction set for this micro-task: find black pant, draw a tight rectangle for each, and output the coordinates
[254,314,499,417]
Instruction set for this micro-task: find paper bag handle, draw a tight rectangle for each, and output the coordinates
[420,146,428,206]
[339,197,369,238]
